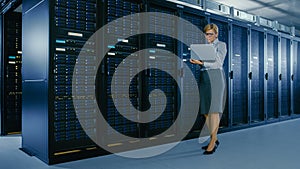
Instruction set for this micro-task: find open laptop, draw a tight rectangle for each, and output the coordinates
[190,44,217,62]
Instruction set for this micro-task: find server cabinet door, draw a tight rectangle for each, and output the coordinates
[210,18,230,128]
[52,0,98,155]
[2,11,22,135]
[144,3,179,137]
[143,1,180,140]
[279,37,291,117]
[180,10,206,133]
[102,0,141,144]
[0,14,2,135]
[266,34,279,120]
[231,25,249,126]
[293,41,300,114]
[250,30,264,123]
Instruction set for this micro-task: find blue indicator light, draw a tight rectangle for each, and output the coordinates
[107,45,115,49]
[56,40,66,44]
[149,50,156,53]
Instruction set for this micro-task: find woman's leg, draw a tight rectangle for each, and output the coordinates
[203,114,210,137]
[206,113,220,151]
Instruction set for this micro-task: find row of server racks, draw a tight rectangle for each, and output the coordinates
[0,0,298,164]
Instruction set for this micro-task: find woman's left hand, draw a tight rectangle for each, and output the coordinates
[190,59,204,65]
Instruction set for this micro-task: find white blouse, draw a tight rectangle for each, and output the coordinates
[203,39,227,70]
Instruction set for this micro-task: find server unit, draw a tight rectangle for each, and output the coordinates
[1,7,22,135]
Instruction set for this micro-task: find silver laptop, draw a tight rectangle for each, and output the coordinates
[190,44,217,62]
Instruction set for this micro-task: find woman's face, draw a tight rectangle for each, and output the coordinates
[205,29,218,44]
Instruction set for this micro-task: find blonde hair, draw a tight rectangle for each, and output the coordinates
[204,23,219,34]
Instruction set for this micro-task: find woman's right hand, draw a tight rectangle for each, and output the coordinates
[190,59,204,65]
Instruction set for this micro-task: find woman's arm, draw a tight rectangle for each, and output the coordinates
[203,42,227,69]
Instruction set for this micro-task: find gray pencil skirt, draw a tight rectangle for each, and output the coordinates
[199,69,226,115]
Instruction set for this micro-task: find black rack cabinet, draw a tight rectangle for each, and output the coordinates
[179,8,206,134]
[231,24,249,126]
[293,39,300,115]
[22,0,103,164]
[0,15,2,135]
[1,9,22,135]
[265,33,279,120]
[53,0,98,153]
[102,0,141,143]
[279,36,291,117]
[250,29,265,123]
[144,2,178,137]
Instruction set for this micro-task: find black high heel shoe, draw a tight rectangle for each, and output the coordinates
[201,140,219,150]
[203,144,217,155]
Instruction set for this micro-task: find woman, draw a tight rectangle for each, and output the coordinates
[190,23,227,155]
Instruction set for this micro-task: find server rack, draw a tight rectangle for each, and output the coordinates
[265,31,279,121]
[249,27,265,123]
[22,0,104,164]
[208,14,230,129]
[144,1,179,137]
[0,14,2,135]
[179,6,207,135]
[230,22,249,126]
[278,34,292,118]
[293,38,300,115]
[101,0,142,145]
[1,7,22,135]
[291,39,295,116]
[52,0,99,155]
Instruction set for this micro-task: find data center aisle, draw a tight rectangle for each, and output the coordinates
[1,118,300,169]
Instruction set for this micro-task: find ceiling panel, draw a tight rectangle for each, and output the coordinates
[213,0,300,31]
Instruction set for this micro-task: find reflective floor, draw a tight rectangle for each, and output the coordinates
[1,118,300,169]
